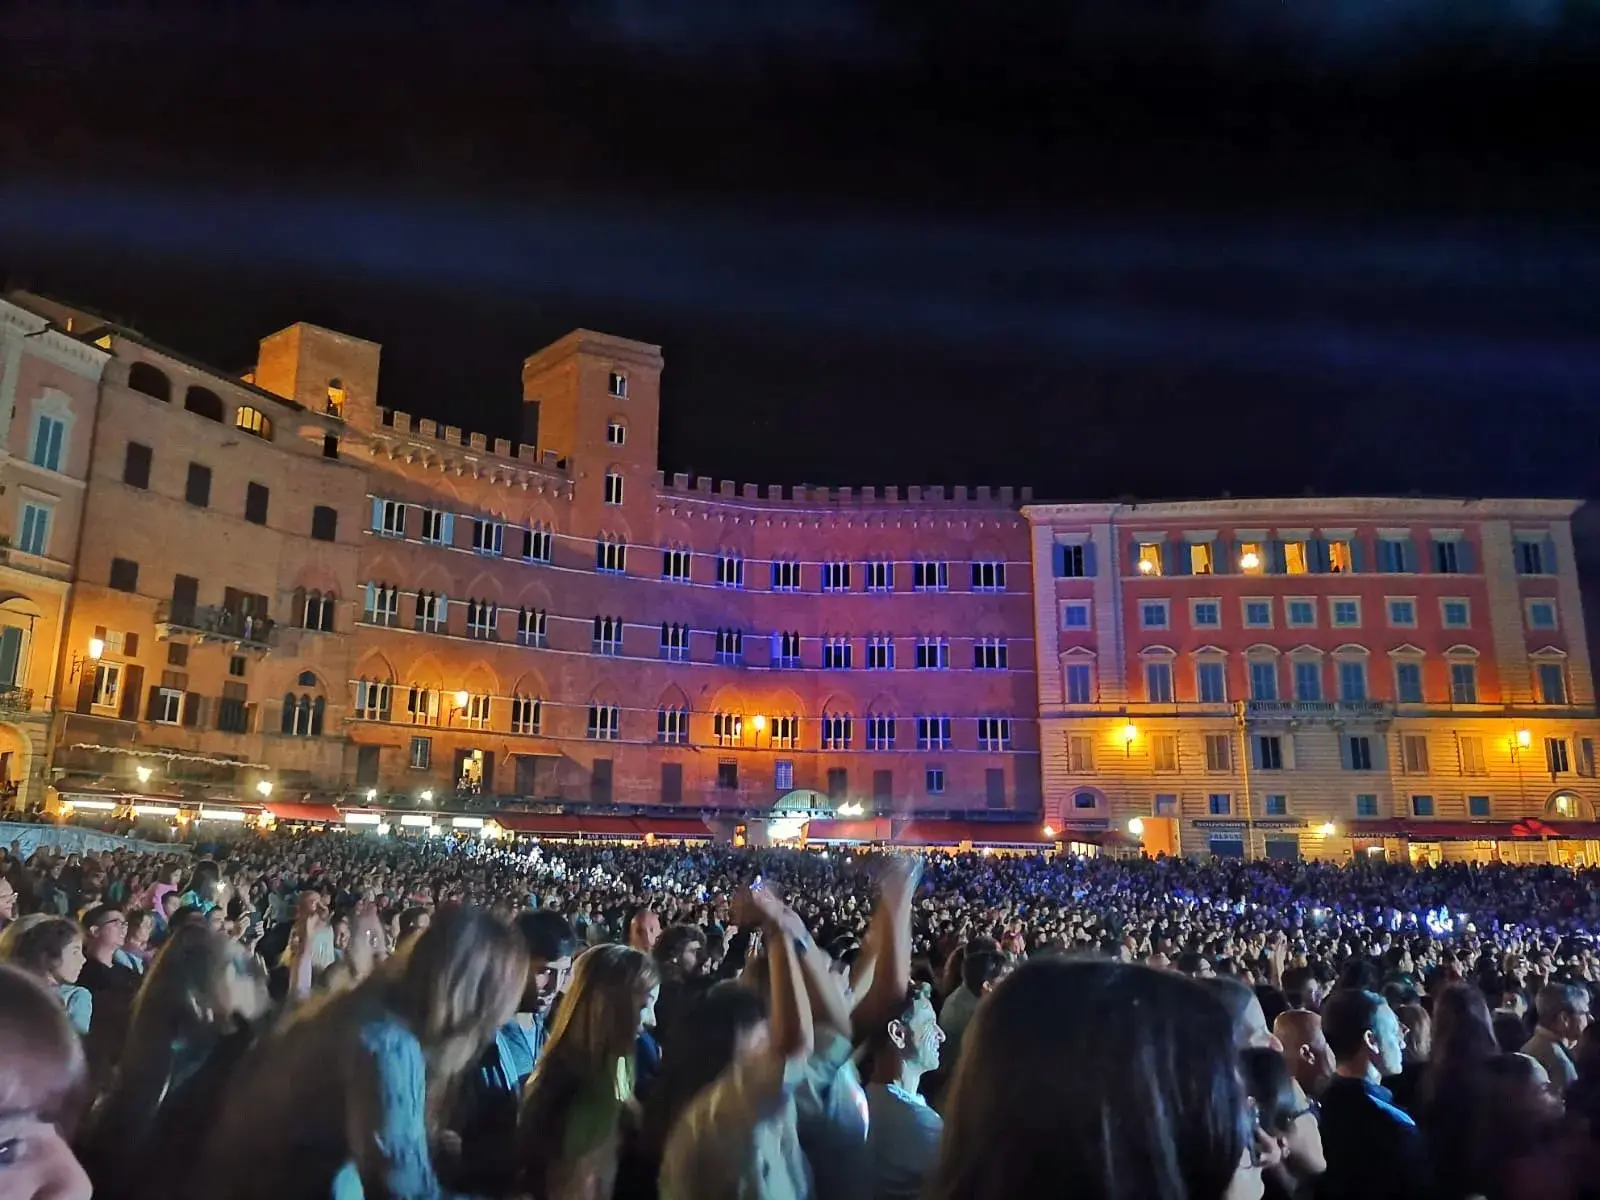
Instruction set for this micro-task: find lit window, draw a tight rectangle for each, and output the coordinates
[1189,542,1214,575]
[234,407,273,439]
[1239,542,1265,573]
[1327,540,1354,573]
[1136,543,1163,576]
[1283,541,1309,574]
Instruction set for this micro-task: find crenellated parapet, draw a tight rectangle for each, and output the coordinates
[372,408,573,496]
[653,471,1032,518]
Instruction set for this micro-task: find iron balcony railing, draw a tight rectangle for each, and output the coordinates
[1243,700,1393,721]
[156,602,278,648]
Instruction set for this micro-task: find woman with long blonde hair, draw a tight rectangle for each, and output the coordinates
[194,906,528,1200]
[517,943,661,1200]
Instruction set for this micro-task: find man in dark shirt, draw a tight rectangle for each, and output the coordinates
[78,905,143,1083]
[1316,987,1435,1200]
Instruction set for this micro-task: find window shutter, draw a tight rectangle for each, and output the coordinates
[0,628,20,688]
[1224,540,1241,575]
[1349,538,1365,573]
[1270,540,1287,574]
[1403,536,1419,572]
[371,497,383,530]
[1251,737,1263,769]
[1459,538,1475,574]
[118,665,144,721]
[1052,544,1065,577]
[1372,735,1389,770]
[1282,734,1297,770]
[1169,538,1188,576]
[1309,538,1327,573]
[182,692,202,727]
[144,686,162,722]
[1339,737,1353,770]
[1128,537,1141,571]
[124,632,139,657]
[1084,541,1098,577]
[1543,535,1558,574]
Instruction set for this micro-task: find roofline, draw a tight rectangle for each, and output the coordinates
[1022,496,1583,521]
[522,328,664,373]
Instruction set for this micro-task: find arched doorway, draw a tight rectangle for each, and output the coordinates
[0,723,34,816]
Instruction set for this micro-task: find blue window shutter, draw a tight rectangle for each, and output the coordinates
[1222,540,1239,575]
[1405,536,1419,573]
[1309,537,1327,573]
[1339,737,1353,770]
[1459,538,1475,574]
[1270,540,1287,574]
[371,497,383,530]
[1129,538,1142,571]
[1084,541,1098,577]
[0,627,20,687]
[1052,544,1065,577]
[1350,538,1364,573]
[1544,535,1558,574]
[442,513,455,544]
[1169,538,1188,576]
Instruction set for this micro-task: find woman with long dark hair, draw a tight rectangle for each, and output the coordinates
[926,958,1262,1200]
[0,965,92,1200]
[1419,982,1502,1199]
[1,915,92,1035]
[74,925,270,1200]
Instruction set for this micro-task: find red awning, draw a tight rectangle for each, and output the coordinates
[491,814,712,840]
[1348,818,1600,842]
[892,820,1052,847]
[805,819,893,843]
[265,801,342,823]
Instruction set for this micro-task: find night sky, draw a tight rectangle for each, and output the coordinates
[4,2,1600,504]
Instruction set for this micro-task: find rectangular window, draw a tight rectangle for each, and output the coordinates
[1196,661,1226,703]
[660,622,690,661]
[31,415,65,471]
[1256,735,1283,770]
[1204,733,1232,772]
[1264,793,1288,816]
[1208,793,1232,816]
[769,716,798,750]
[770,560,801,591]
[775,760,794,791]
[1285,599,1315,628]
[17,503,50,556]
[1433,538,1462,574]
[363,583,399,626]
[917,716,953,751]
[593,615,624,656]
[1140,600,1170,630]
[1249,661,1278,701]
[866,715,896,750]
[606,420,626,445]
[977,717,1012,751]
[973,638,1008,670]
[1154,793,1178,816]
[1402,734,1430,773]
[715,759,738,790]
[864,561,893,592]
[422,508,454,544]
[1327,539,1355,573]
[1347,736,1374,771]
[310,506,337,542]
[1387,598,1417,627]
[1449,662,1478,704]
[1546,737,1570,774]
[375,499,407,538]
[1145,661,1174,703]
[1152,733,1178,772]
[1293,661,1322,702]
[1355,793,1379,817]
[713,712,743,746]
[511,696,542,736]
[716,554,745,589]
[1468,794,1491,817]
[1516,538,1549,576]
[1243,599,1272,628]
[608,370,627,398]
[913,560,949,591]
[715,628,744,665]
[1066,662,1095,704]
[1580,739,1597,778]
[1068,734,1095,773]
[821,714,852,750]
[1063,602,1091,629]
[822,637,852,670]
[1459,735,1485,776]
[1338,661,1368,702]
[1377,537,1411,573]
[603,472,624,505]
[472,519,504,556]
[1441,599,1470,628]
[657,707,688,745]
[925,767,945,795]
[409,736,432,769]
[914,638,949,670]
[123,442,152,489]
[822,562,851,592]
[1527,600,1558,631]
[971,561,1006,591]
[516,607,547,647]
[1537,662,1567,705]
[587,704,620,741]
[1239,541,1265,574]
[1411,794,1435,817]
[466,600,498,640]
[109,557,139,593]
[185,462,211,507]
[1395,661,1423,704]
[865,636,894,670]
[1191,600,1220,628]
[1189,541,1214,575]
[1056,544,1086,578]
[772,631,802,669]
[596,538,626,573]
[662,549,692,582]
[151,687,183,725]
[1331,598,1360,627]
[1283,540,1310,575]
[1135,542,1163,576]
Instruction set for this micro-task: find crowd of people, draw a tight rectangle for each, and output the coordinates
[0,828,1597,1200]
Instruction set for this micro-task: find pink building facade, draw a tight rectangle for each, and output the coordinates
[1025,499,1600,863]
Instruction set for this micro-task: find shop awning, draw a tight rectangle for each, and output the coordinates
[892,819,1054,848]
[492,813,712,840]
[264,801,342,823]
[1348,818,1600,841]
[805,818,893,843]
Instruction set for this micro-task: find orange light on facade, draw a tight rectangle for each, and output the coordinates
[751,714,767,732]
[1121,722,1138,745]
[88,637,105,660]
[1516,729,1532,748]
[454,690,470,709]
[1127,817,1146,837]
[1239,551,1261,571]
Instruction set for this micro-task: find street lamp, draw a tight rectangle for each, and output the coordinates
[1127,817,1146,837]
[135,765,153,786]
[454,690,470,710]
[366,788,378,803]
[255,780,273,798]
[1319,821,1338,837]
[420,789,434,804]
[70,637,105,681]
[1121,722,1138,757]
[1042,824,1057,839]
[1239,550,1261,571]
[751,714,766,733]
[1516,729,1532,749]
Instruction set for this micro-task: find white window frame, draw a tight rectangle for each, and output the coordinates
[971,560,1007,592]
[866,714,896,750]
[603,471,624,506]
[866,635,894,670]
[822,562,851,592]
[1525,598,1559,631]
[663,548,692,582]
[977,717,1013,751]
[1329,597,1361,628]
[608,370,628,398]
[864,560,893,592]
[925,767,946,795]
[597,538,627,574]
[419,507,450,544]
[660,622,690,661]
[1194,658,1227,704]
[1189,598,1221,629]
[1440,597,1471,629]
[1062,601,1092,630]
[715,628,744,664]
[914,637,949,670]
[1242,597,1274,629]
[587,704,621,741]
[974,638,1008,670]
[771,560,802,592]
[916,716,953,751]
[657,707,688,745]
[1386,597,1418,628]
[593,616,624,656]
[465,600,497,640]
[511,695,541,735]
[1139,599,1171,631]
[473,518,505,557]
[416,591,447,633]
[516,607,547,647]
[716,553,745,589]
[1284,597,1316,629]
[524,525,552,563]
[1065,661,1095,704]
[912,560,949,592]
[606,419,626,445]
[822,636,852,670]
[409,736,432,769]
[92,661,122,710]
[153,687,183,725]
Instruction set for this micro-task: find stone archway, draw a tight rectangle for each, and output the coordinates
[0,722,34,815]
[1545,790,1596,821]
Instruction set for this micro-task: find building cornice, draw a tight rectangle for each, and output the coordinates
[1022,496,1583,522]
[0,302,110,380]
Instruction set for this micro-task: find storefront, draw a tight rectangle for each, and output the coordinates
[1344,817,1600,866]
